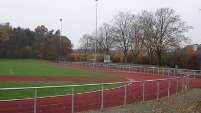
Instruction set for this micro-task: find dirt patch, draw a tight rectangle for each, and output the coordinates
[81,89,201,113]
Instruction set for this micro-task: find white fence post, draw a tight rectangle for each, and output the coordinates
[101,85,104,111]
[168,80,170,98]
[182,77,184,93]
[142,81,145,103]
[72,86,74,113]
[187,76,190,90]
[157,81,160,101]
[124,83,127,107]
[168,69,170,76]
[153,68,154,74]
[34,88,37,113]
[186,76,188,91]
[176,79,178,95]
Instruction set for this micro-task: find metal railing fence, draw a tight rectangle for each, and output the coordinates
[0,61,201,113]
[0,76,190,113]
[65,62,201,77]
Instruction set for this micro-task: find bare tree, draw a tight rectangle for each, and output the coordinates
[80,8,192,65]
[140,10,156,65]
[79,34,92,62]
[153,8,192,65]
[130,15,144,64]
[97,22,115,55]
[113,12,133,63]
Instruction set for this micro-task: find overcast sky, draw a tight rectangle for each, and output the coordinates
[1,0,201,48]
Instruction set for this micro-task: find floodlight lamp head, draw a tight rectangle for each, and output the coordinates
[60,19,62,21]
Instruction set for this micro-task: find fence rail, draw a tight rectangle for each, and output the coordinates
[0,62,201,113]
[65,62,201,77]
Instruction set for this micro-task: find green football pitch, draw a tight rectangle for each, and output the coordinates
[0,59,122,100]
[0,59,117,78]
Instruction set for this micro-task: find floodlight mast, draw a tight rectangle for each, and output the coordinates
[93,0,98,67]
[59,19,62,63]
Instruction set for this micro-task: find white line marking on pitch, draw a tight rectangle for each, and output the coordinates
[9,69,13,74]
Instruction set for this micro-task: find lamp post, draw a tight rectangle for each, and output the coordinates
[59,19,62,63]
[93,0,98,67]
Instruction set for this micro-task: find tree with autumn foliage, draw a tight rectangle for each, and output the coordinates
[33,25,73,60]
[0,23,10,42]
[0,23,73,60]
[0,23,10,57]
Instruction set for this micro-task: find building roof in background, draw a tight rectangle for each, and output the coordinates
[183,44,201,54]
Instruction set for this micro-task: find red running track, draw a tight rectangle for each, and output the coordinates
[0,62,201,113]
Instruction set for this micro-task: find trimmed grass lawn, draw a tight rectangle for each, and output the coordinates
[0,59,123,100]
[0,82,122,100]
[0,59,118,78]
